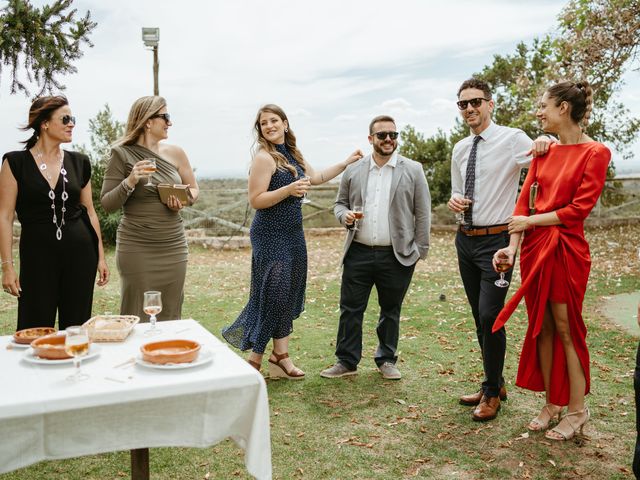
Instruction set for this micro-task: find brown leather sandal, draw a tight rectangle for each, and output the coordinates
[247,359,261,372]
[268,351,305,380]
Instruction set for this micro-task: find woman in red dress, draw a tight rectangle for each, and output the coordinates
[492,80,610,441]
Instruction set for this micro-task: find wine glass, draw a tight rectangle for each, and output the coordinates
[494,253,512,288]
[143,290,163,335]
[65,326,90,381]
[299,175,311,204]
[352,205,363,231]
[143,158,157,187]
[456,196,472,226]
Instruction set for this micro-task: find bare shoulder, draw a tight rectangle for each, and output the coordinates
[252,149,276,170]
[159,143,187,161]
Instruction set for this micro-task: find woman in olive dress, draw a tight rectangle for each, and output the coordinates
[101,96,198,321]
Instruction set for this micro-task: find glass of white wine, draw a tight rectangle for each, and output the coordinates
[456,196,472,226]
[299,175,311,204]
[352,205,363,231]
[143,290,163,335]
[143,158,157,187]
[65,326,90,381]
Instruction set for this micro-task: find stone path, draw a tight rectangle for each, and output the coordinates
[602,291,640,336]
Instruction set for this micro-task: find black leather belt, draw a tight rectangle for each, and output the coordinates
[352,242,393,251]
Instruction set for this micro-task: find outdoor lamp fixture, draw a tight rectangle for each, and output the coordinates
[141,27,160,95]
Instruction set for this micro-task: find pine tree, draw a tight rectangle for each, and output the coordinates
[0,0,96,96]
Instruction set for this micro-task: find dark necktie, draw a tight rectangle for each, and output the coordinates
[463,135,482,226]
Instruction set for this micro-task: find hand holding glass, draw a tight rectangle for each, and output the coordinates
[65,326,90,381]
[456,196,471,225]
[143,158,157,186]
[494,252,512,288]
[143,290,163,335]
[352,205,363,231]
[299,175,311,204]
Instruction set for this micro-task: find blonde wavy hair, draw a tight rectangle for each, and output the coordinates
[114,96,167,146]
[253,104,306,175]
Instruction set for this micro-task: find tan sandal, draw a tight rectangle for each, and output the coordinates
[268,351,305,380]
[545,406,590,441]
[528,403,562,431]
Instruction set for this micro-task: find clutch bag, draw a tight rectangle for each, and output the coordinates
[528,181,539,215]
[157,183,192,205]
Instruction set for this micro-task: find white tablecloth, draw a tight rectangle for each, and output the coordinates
[0,319,272,479]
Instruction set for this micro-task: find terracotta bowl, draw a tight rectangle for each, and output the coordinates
[31,333,72,360]
[140,339,201,365]
[13,327,57,345]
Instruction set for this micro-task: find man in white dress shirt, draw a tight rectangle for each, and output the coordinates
[321,115,431,380]
[448,78,547,421]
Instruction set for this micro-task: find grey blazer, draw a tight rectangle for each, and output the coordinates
[334,154,431,266]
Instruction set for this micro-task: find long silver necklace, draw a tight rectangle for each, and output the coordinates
[35,146,68,241]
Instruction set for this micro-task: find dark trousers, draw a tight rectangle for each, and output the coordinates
[335,242,416,370]
[456,231,511,398]
[18,219,98,331]
[634,342,640,478]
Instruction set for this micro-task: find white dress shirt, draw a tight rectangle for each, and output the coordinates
[355,152,397,246]
[451,121,532,226]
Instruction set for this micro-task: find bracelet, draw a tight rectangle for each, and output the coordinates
[122,180,135,195]
[1,260,13,266]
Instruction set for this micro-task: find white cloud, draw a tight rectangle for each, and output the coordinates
[1,0,637,177]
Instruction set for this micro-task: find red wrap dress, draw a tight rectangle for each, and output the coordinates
[493,142,610,406]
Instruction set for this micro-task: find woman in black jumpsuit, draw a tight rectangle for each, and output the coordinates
[0,96,109,330]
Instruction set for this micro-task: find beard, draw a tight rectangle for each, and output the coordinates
[373,141,397,157]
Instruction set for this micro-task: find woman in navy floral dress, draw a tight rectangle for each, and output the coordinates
[223,104,363,379]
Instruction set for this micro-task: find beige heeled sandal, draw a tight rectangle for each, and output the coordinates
[528,403,562,432]
[268,351,305,380]
[545,406,590,441]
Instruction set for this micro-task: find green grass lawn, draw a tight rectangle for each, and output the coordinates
[1,224,638,479]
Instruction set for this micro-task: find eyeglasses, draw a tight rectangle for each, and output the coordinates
[60,115,76,125]
[151,113,171,123]
[372,131,399,140]
[456,98,490,110]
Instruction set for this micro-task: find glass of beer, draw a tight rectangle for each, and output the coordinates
[143,158,157,186]
[143,290,163,335]
[494,252,512,288]
[65,326,90,381]
[352,205,363,231]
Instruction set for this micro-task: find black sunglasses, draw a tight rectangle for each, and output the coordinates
[456,98,490,110]
[372,131,399,140]
[151,113,171,123]
[60,115,76,125]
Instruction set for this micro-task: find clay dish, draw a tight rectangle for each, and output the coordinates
[140,339,201,365]
[31,333,72,360]
[13,327,57,345]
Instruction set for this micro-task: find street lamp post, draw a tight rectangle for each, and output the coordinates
[141,27,160,95]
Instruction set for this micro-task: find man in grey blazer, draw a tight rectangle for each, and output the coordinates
[321,115,431,380]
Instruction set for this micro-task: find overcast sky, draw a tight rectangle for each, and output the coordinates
[1,0,639,177]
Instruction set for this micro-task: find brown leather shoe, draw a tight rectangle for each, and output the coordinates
[472,395,501,422]
[459,386,507,406]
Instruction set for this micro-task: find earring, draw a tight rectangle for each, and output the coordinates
[285,128,288,133]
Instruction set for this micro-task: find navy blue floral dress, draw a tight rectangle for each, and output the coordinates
[222,144,307,353]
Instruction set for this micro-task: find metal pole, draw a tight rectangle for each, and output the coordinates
[153,45,159,95]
